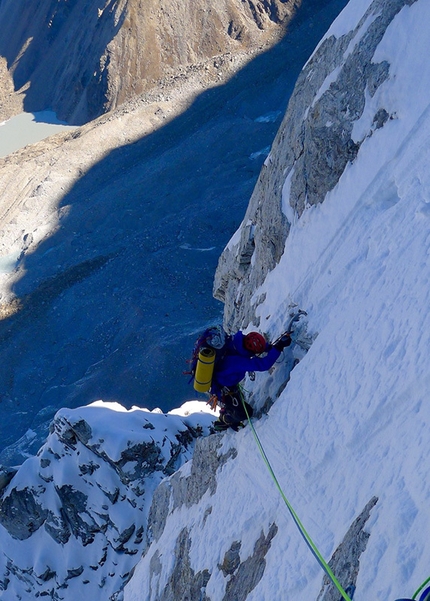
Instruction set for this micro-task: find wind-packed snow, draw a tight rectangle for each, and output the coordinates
[125,1,430,600]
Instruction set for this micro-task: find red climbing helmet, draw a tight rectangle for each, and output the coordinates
[243,332,266,354]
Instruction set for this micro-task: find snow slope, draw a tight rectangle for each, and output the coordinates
[124,1,430,600]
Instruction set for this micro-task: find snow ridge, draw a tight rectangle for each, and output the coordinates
[0,401,214,600]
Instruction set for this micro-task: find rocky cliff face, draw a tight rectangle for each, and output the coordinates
[214,0,417,332]
[0,0,300,124]
[142,437,281,601]
[0,0,424,599]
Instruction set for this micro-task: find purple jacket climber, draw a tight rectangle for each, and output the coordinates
[210,331,282,398]
[210,330,292,431]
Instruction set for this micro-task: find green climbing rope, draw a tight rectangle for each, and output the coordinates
[241,400,353,601]
[413,577,430,600]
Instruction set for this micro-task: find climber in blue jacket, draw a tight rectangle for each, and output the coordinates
[210,330,291,431]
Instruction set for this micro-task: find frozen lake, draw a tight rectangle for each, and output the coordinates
[0,111,76,158]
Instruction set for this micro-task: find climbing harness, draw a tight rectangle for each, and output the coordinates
[240,399,353,601]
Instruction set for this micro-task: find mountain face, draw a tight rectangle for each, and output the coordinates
[1,0,429,600]
[0,0,299,124]
[122,0,430,599]
[214,0,418,332]
[0,401,214,600]
[0,0,348,463]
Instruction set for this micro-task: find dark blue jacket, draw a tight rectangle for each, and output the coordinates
[211,331,281,397]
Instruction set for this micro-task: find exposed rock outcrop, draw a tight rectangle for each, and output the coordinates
[0,401,214,600]
[147,434,236,546]
[149,523,279,601]
[0,57,23,121]
[318,496,378,601]
[138,433,279,601]
[123,428,377,601]
[214,0,417,332]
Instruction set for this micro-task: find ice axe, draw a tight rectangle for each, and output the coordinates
[272,309,307,347]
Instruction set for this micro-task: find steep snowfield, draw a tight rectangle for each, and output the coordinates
[125,1,430,600]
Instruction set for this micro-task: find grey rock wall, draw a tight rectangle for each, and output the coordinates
[126,435,377,601]
[214,0,418,332]
[140,433,279,601]
[147,434,236,547]
[318,496,378,601]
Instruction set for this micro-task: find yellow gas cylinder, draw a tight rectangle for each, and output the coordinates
[193,347,216,392]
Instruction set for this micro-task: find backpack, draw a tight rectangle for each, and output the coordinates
[185,325,228,392]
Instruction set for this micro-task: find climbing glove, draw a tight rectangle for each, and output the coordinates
[274,333,292,351]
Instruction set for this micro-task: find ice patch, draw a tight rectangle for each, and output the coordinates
[281,169,296,224]
[0,111,76,158]
[343,11,379,59]
[312,66,342,108]
[226,227,241,251]
[0,252,20,274]
[250,146,270,160]
[255,111,281,123]
[180,243,216,252]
